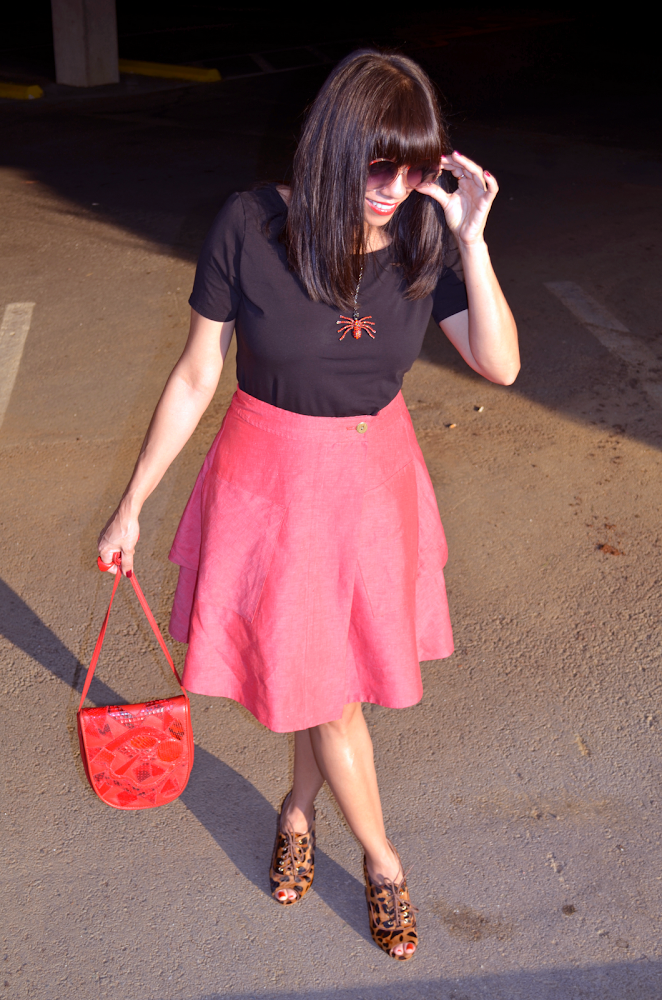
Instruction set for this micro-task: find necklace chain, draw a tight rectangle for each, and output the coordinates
[352,264,364,320]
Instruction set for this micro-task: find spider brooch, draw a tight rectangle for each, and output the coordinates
[337,315,376,341]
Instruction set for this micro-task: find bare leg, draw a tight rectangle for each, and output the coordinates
[283,729,323,833]
[275,730,323,903]
[308,702,401,881]
[281,702,414,957]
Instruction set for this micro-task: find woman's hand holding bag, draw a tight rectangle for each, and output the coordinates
[97,502,141,576]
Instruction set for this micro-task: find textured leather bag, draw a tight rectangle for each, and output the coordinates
[77,554,194,810]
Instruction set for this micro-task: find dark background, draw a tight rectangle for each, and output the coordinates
[1,3,660,152]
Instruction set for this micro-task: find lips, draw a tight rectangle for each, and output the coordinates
[366,197,398,216]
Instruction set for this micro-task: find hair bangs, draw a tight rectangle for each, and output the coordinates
[370,82,444,168]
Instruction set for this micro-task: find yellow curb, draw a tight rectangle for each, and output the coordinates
[118,60,221,83]
[0,83,44,101]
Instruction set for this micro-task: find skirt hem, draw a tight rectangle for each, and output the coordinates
[180,681,438,733]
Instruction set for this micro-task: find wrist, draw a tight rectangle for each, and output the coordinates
[119,491,143,518]
[457,236,489,257]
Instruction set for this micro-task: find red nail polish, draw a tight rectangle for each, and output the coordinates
[484,170,491,177]
[453,150,462,155]
[126,570,133,578]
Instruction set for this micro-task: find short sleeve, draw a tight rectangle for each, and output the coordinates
[188,192,245,322]
[431,230,468,323]
[431,267,468,323]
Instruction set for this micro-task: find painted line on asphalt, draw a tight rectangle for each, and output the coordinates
[118,59,221,83]
[0,302,35,430]
[545,281,662,407]
[0,83,43,101]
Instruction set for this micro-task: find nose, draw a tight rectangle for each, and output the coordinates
[377,170,409,199]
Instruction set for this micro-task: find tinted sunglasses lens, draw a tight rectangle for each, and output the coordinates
[407,164,437,187]
[367,160,398,188]
[406,166,424,187]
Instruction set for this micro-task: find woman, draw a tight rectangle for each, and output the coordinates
[98,50,519,960]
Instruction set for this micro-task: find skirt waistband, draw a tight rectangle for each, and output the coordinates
[230,387,408,441]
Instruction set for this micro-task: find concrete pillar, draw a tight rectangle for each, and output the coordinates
[51,0,119,87]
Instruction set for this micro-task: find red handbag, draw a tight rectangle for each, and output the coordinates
[77,553,194,810]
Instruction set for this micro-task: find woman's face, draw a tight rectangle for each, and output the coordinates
[363,162,413,228]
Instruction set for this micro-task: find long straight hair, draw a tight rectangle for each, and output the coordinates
[285,50,451,309]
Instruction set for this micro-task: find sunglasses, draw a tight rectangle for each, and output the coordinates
[367,158,439,191]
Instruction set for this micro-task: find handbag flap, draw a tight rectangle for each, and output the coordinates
[79,695,194,810]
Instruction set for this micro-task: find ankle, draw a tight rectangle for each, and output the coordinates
[365,841,402,883]
[280,793,314,835]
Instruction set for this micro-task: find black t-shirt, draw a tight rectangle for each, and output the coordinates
[189,184,468,417]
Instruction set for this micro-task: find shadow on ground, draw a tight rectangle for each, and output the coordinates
[181,746,371,942]
[0,576,119,705]
[150,962,662,1000]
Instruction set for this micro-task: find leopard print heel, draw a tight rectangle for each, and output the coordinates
[269,793,316,905]
[363,844,418,960]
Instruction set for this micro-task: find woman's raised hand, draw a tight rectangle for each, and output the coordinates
[415,151,498,248]
[97,503,140,577]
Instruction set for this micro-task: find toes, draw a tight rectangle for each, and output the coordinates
[391,942,416,958]
[274,887,298,903]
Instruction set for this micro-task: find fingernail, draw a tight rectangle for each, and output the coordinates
[453,150,462,155]
[484,170,491,177]
[126,570,133,578]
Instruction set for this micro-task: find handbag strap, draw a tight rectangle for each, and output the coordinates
[78,553,184,712]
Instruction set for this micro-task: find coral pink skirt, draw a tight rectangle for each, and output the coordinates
[168,387,453,732]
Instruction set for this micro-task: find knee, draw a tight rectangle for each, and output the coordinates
[315,702,362,740]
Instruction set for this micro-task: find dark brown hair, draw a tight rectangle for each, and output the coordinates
[285,49,451,309]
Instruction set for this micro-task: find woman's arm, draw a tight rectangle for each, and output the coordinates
[417,151,520,385]
[439,239,519,384]
[98,309,234,574]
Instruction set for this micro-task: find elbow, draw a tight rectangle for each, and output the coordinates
[495,361,520,386]
[188,375,221,397]
[486,318,520,384]
[174,362,221,399]
[482,358,520,385]
[492,341,521,385]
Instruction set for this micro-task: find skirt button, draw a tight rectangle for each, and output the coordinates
[356,422,367,434]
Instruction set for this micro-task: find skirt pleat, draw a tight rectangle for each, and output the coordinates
[168,387,453,732]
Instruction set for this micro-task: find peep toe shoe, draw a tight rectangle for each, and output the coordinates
[363,843,418,959]
[269,792,316,905]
